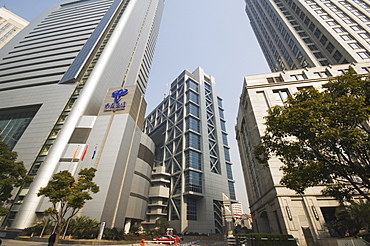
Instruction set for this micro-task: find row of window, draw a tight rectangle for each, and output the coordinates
[306,0,370,60]
[0,27,18,43]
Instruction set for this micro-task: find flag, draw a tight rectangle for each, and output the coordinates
[72,145,79,160]
[91,145,97,159]
[81,145,88,161]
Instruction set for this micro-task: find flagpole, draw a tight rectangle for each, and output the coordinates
[68,145,80,172]
[89,144,97,168]
[74,144,88,176]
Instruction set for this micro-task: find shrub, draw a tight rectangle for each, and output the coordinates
[24,218,54,236]
[234,233,297,246]
[103,227,125,240]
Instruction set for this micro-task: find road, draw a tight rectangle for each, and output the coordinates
[0,238,226,246]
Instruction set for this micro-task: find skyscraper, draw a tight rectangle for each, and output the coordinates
[0,0,164,231]
[0,7,29,49]
[236,61,370,246]
[245,0,370,72]
[142,67,236,234]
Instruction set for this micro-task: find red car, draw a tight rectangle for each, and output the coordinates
[153,235,177,244]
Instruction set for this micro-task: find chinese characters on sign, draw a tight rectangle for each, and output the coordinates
[104,89,128,111]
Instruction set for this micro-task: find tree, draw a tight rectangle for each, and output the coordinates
[325,200,370,237]
[37,168,99,245]
[153,217,168,236]
[255,68,370,202]
[0,140,32,215]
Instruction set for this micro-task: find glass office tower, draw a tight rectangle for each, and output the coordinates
[245,0,370,72]
[0,0,164,231]
[143,67,236,234]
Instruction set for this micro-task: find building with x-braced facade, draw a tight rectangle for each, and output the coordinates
[143,67,236,234]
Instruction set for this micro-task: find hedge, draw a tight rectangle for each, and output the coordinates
[234,233,298,246]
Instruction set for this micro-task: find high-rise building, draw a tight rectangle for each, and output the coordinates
[236,61,370,246]
[245,0,370,72]
[0,7,29,49]
[0,0,164,232]
[142,67,236,234]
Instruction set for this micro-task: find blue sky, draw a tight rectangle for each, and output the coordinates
[0,0,271,212]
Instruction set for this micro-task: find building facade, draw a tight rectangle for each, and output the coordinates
[245,0,370,72]
[143,67,236,234]
[0,0,164,231]
[236,62,370,246]
[0,7,29,49]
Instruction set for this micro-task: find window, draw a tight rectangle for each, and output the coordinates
[321,15,330,20]
[186,132,201,150]
[228,181,236,200]
[327,21,338,26]
[217,97,223,107]
[333,27,345,33]
[309,23,316,31]
[225,164,233,181]
[343,18,354,24]
[273,89,290,103]
[186,103,199,117]
[187,198,197,220]
[359,32,370,39]
[185,171,202,193]
[349,42,362,49]
[186,116,200,133]
[314,52,325,58]
[187,91,199,104]
[308,45,319,51]
[351,25,363,31]
[219,108,225,119]
[220,120,226,132]
[358,51,370,59]
[187,79,199,92]
[333,51,343,62]
[320,35,328,45]
[224,147,231,162]
[326,42,335,53]
[290,74,306,80]
[303,38,313,43]
[185,150,201,170]
[320,60,330,66]
[341,34,353,41]
[222,133,229,146]
[0,105,41,150]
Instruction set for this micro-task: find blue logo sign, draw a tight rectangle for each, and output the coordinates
[104,89,129,111]
[112,89,128,102]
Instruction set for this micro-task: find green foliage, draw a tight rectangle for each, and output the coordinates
[234,233,297,246]
[0,140,32,215]
[103,227,125,240]
[154,217,169,235]
[255,68,370,202]
[24,218,54,236]
[68,216,99,239]
[129,224,140,235]
[37,168,99,244]
[325,200,370,237]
